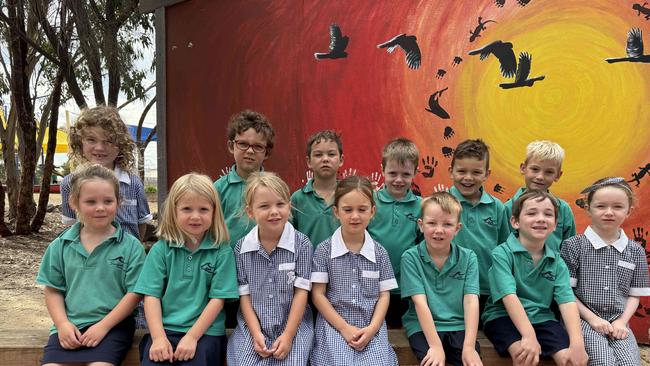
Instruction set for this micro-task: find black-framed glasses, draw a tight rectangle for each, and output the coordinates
[231,140,266,153]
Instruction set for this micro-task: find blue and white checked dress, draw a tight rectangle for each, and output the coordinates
[227,223,314,366]
[310,228,398,366]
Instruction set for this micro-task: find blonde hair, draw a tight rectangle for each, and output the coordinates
[524,140,565,168]
[68,105,136,171]
[68,163,120,225]
[420,192,462,221]
[157,173,229,246]
[381,137,419,170]
[244,172,291,209]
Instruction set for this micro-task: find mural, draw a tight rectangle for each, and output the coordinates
[164,0,650,341]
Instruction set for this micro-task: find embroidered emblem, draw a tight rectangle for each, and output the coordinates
[483,217,496,226]
[108,256,125,270]
[201,263,216,274]
[541,271,556,281]
[286,270,296,284]
[404,213,419,222]
[449,271,465,280]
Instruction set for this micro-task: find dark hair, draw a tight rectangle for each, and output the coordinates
[306,130,343,156]
[226,110,275,155]
[511,190,558,222]
[451,139,490,170]
[334,176,375,208]
[585,177,635,207]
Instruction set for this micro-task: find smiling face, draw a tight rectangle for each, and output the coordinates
[229,128,269,179]
[418,203,461,252]
[175,192,214,242]
[246,186,290,236]
[520,158,562,191]
[81,127,119,169]
[70,179,118,230]
[587,186,631,238]
[449,157,489,203]
[511,197,557,244]
[383,159,416,200]
[333,189,375,237]
[307,139,343,180]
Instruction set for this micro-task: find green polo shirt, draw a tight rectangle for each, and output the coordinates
[134,236,239,336]
[449,186,510,295]
[290,179,339,247]
[482,233,575,325]
[400,241,479,335]
[214,165,255,248]
[504,188,576,253]
[36,222,145,334]
[368,188,423,294]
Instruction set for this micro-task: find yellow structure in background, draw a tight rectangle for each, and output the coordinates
[0,109,69,154]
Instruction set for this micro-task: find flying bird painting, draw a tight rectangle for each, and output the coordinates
[425,87,451,119]
[314,23,349,60]
[377,33,422,69]
[468,40,517,77]
[606,28,650,63]
[499,52,545,89]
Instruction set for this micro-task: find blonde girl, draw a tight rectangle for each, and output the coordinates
[37,164,145,366]
[561,177,650,365]
[310,176,398,366]
[226,172,314,365]
[134,173,238,366]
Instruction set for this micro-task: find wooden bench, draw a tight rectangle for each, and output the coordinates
[0,329,555,365]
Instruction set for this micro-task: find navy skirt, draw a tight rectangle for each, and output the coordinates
[139,330,226,366]
[42,317,135,365]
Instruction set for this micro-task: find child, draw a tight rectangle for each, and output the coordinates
[62,105,152,240]
[367,137,422,327]
[135,173,239,365]
[400,192,482,366]
[291,130,344,247]
[561,177,650,365]
[214,109,275,249]
[310,176,398,366]
[37,164,145,365]
[504,140,576,252]
[448,139,509,314]
[227,172,314,365]
[483,191,588,366]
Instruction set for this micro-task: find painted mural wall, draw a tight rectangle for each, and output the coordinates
[164,0,650,341]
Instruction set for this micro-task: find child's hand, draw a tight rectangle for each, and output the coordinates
[461,347,482,366]
[57,321,82,349]
[340,324,361,346]
[271,333,293,360]
[588,316,613,336]
[173,334,197,361]
[149,336,174,362]
[515,335,541,366]
[79,322,109,347]
[253,333,273,358]
[421,345,445,366]
[349,325,378,351]
[565,344,589,366]
[610,319,630,340]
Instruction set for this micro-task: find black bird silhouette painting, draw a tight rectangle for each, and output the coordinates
[468,40,517,78]
[314,24,349,60]
[606,28,650,63]
[470,17,496,43]
[377,34,421,69]
[425,87,450,119]
[499,52,545,89]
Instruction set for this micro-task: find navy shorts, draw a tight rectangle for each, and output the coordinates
[42,317,135,365]
[139,330,226,366]
[409,330,480,366]
[386,294,408,328]
[483,316,569,358]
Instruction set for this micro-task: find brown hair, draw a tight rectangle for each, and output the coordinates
[381,138,419,170]
[68,164,121,223]
[306,130,343,156]
[585,177,635,208]
[451,139,490,170]
[511,190,559,222]
[226,110,275,155]
[420,191,462,221]
[334,176,375,208]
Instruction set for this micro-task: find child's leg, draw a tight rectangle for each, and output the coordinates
[439,331,479,366]
[575,319,615,365]
[483,316,522,358]
[531,320,570,365]
[610,329,641,366]
[385,294,407,328]
[407,331,430,361]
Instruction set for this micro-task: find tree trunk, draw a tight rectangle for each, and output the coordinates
[136,96,156,181]
[0,181,13,237]
[2,109,20,220]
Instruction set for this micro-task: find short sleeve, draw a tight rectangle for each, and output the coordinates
[132,176,152,224]
[124,239,146,292]
[310,241,330,283]
[234,241,250,296]
[400,249,424,299]
[553,257,576,304]
[36,239,66,291]
[464,251,480,295]
[133,241,168,297]
[293,233,313,291]
[562,204,577,241]
[377,245,398,292]
[629,244,650,296]
[208,245,239,299]
[496,204,511,244]
[560,237,580,288]
[60,176,76,224]
[488,247,517,301]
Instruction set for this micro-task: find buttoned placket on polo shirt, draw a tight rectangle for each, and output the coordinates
[184,250,194,279]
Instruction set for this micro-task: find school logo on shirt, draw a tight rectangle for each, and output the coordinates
[541,271,556,281]
[404,213,418,222]
[449,271,465,280]
[108,256,125,270]
[482,217,496,226]
[201,263,216,274]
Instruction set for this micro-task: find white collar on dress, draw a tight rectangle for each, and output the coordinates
[584,226,628,253]
[330,227,376,263]
[114,166,130,185]
[240,222,296,253]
